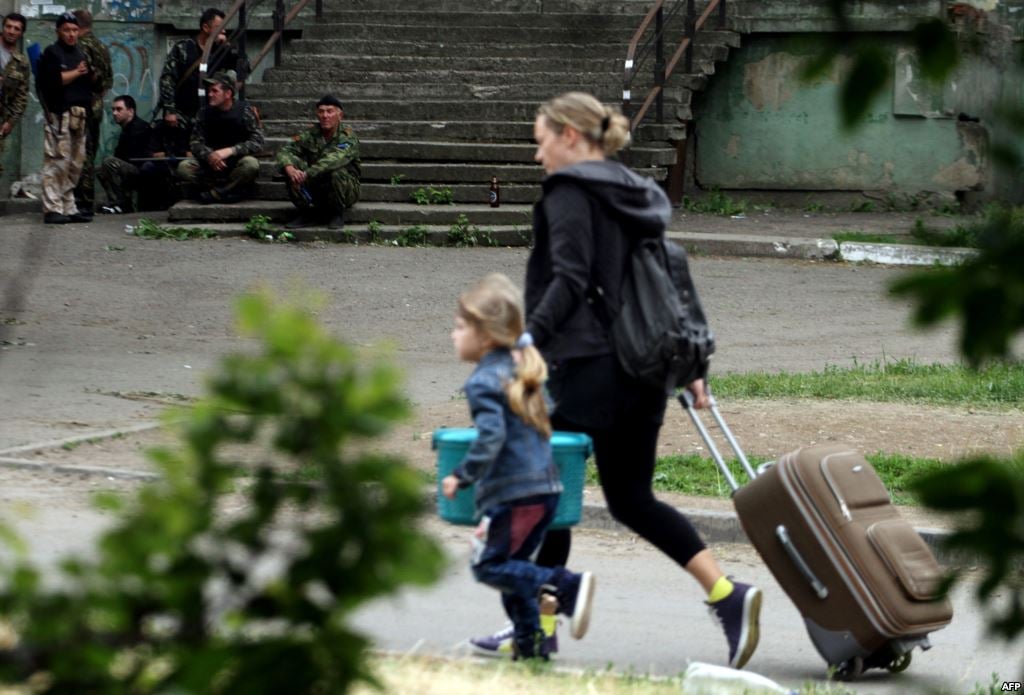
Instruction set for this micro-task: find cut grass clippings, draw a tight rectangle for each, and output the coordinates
[708,359,1024,408]
[352,653,864,695]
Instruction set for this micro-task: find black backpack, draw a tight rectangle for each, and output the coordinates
[608,237,716,393]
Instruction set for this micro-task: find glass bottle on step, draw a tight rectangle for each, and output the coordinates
[489,176,500,208]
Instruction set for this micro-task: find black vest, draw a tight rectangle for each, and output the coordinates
[200,100,246,150]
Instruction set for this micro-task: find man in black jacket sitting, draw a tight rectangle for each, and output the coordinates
[97,95,153,214]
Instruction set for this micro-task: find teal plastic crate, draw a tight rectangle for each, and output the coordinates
[432,428,592,530]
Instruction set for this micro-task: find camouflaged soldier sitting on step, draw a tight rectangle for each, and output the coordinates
[97,95,155,214]
[277,95,360,230]
[177,70,263,205]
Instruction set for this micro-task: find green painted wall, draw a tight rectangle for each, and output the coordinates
[692,34,988,195]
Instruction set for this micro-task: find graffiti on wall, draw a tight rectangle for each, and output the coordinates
[19,0,155,22]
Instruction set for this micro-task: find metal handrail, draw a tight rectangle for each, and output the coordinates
[623,0,727,132]
[198,0,323,87]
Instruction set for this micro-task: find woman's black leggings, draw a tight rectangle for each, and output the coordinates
[537,405,707,570]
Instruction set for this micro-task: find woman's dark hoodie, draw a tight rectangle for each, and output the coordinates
[525,159,671,362]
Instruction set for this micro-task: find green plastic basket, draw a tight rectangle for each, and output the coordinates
[432,428,592,530]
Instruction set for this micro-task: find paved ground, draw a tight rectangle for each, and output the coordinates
[2,208,1022,691]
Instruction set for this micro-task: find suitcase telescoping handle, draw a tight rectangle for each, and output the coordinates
[678,389,759,493]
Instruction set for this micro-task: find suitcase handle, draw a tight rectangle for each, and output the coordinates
[776,524,829,599]
[678,389,758,493]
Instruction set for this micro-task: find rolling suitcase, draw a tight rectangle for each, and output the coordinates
[679,391,953,679]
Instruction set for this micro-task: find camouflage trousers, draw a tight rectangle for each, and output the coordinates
[41,108,88,216]
[0,135,7,178]
[97,156,140,207]
[177,156,259,199]
[73,108,101,211]
[286,169,360,214]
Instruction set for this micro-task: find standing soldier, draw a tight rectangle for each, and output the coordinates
[158,8,250,132]
[177,70,262,204]
[37,12,92,225]
[0,13,29,182]
[278,95,360,230]
[71,9,112,218]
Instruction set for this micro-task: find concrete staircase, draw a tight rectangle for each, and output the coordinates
[168,0,742,237]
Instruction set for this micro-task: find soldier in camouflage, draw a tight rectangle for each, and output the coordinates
[278,95,360,230]
[72,9,113,216]
[158,8,250,132]
[177,70,263,204]
[0,13,29,182]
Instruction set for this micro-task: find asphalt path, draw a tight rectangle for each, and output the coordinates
[0,213,963,451]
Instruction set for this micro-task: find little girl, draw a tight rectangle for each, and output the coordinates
[442,273,595,660]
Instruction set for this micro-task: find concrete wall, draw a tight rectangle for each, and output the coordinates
[692,34,988,198]
[690,2,1024,201]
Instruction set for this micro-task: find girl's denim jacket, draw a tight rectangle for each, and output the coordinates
[452,348,563,514]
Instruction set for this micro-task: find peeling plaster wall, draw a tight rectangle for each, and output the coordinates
[693,35,987,195]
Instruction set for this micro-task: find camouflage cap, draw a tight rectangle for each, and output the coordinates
[203,69,237,92]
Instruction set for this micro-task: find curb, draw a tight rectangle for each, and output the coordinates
[667,232,839,261]
[837,241,976,266]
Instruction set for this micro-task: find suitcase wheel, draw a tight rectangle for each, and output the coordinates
[833,656,864,682]
[886,651,912,673]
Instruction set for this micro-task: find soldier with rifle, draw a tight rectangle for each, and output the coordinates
[158,7,250,131]
[71,8,112,217]
[97,95,155,213]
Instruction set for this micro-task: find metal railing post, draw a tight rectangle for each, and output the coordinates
[237,1,247,98]
[273,0,285,67]
[654,5,665,123]
[684,0,695,74]
[316,0,323,19]
[719,0,727,28]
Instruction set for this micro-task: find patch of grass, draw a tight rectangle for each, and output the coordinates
[411,186,454,205]
[804,201,825,212]
[832,230,907,244]
[708,359,1024,408]
[587,451,943,505]
[244,214,293,243]
[681,189,747,216]
[367,219,383,243]
[395,225,430,247]
[446,215,496,247]
[132,219,217,241]
[909,218,980,248]
[846,200,875,213]
[388,173,405,185]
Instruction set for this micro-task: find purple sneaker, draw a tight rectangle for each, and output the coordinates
[469,621,559,658]
[707,580,763,669]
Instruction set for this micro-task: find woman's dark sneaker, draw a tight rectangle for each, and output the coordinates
[707,581,763,669]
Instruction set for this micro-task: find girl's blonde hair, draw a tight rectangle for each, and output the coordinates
[537,91,631,156]
[458,273,552,439]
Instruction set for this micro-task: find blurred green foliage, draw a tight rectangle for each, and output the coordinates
[0,290,445,692]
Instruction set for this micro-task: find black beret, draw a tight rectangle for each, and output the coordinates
[56,11,79,28]
[316,95,344,110]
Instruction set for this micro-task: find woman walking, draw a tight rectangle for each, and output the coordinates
[471,92,762,670]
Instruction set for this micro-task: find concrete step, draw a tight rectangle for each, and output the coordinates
[253,98,693,122]
[261,138,678,167]
[312,10,638,30]
[252,180,541,204]
[150,222,535,246]
[260,119,691,143]
[273,53,716,76]
[247,81,691,105]
[296,25,737,46]
[167,200,535,225]
[256,160,666,183]
[284,39,730,62]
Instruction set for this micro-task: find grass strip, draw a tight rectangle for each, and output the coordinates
[596,452,945,505]
[708,360,1024,408]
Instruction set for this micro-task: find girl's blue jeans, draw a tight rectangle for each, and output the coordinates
[471,493,564,655]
